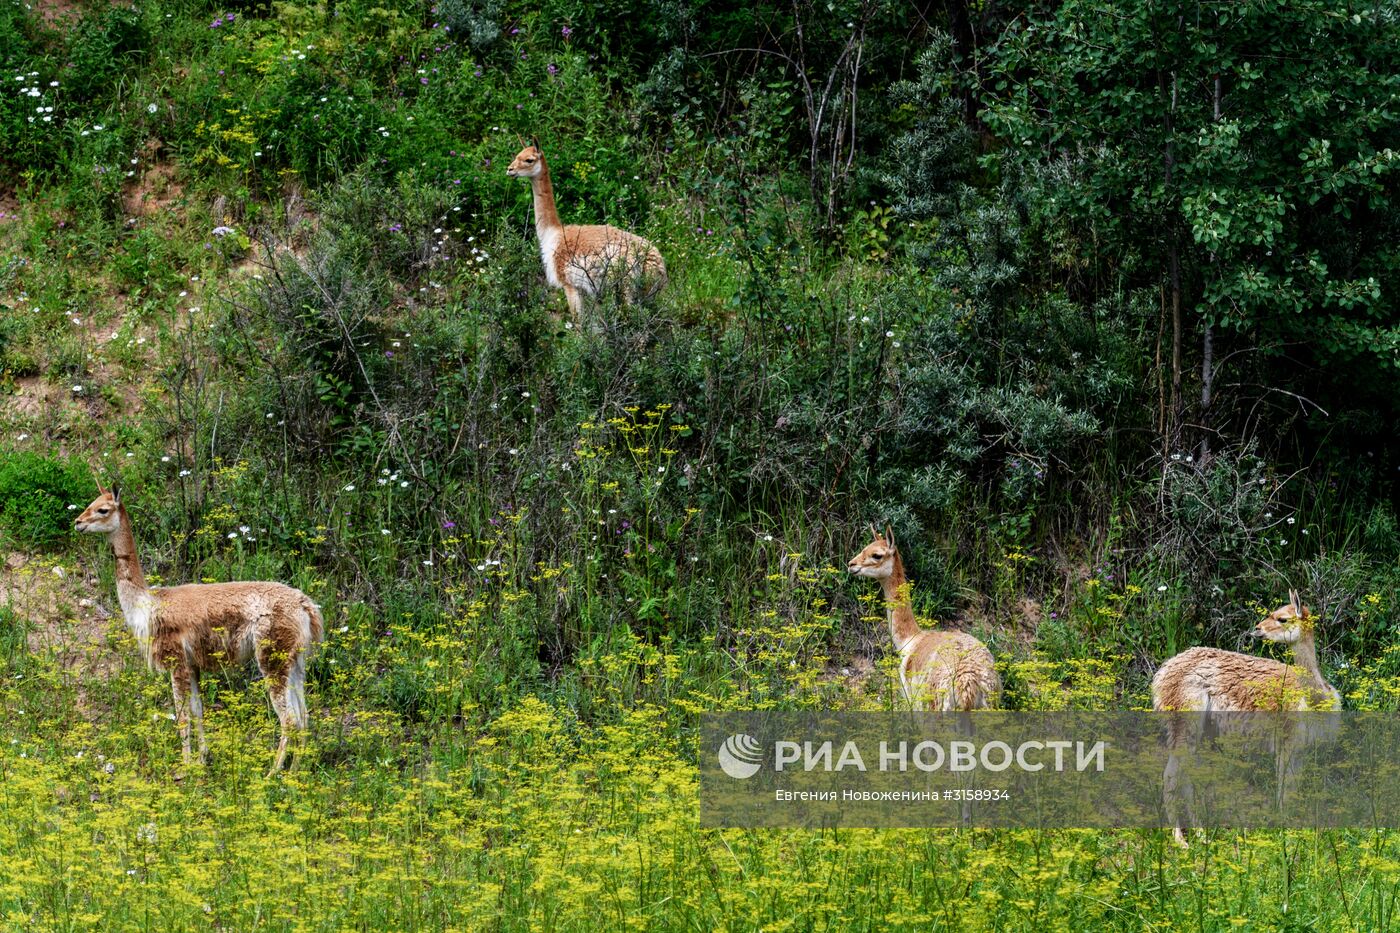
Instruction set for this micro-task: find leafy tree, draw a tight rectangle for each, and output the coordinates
[985,0,1400,449]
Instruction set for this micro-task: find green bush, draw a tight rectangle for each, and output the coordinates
[0,451,94,549]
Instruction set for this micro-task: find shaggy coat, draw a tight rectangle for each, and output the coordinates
[76,486,322,771]
[1152,594,1339,713]
[848,527,1000,711]
[1152,593,1339,846]
[506,142,667,315]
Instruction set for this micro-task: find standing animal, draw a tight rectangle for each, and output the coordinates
[1152,592,1340,846]
[847,525,1001,710]
[1152,592,1339,714]
[506,138,667,316]
[75,482,323,773]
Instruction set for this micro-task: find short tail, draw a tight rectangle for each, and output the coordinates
[643,247,668,300]
[303,597,325,645]
[954,664,999,711]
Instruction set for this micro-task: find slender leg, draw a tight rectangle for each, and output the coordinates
[257,635,296,776]
[564,285,583,318]
[170,667,193,766]
[267,685,293,776]
[188,669,208,763]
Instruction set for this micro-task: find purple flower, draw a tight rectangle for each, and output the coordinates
[473,67,483,77]
[562,26,572,36]
[510,27,519,34]
[547,63,558,76]
[443,521,456,529]
[420,77,429,85]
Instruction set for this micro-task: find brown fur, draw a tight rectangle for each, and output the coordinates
[76,486,323,773]
[1152,595,1338,713]
[506,142,667,315]
[848,526,1000,711]
[1153,593,1339,846]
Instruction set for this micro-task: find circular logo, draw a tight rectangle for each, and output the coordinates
[717,733,763,779]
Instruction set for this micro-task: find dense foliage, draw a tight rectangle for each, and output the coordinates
[0,0,1397,928]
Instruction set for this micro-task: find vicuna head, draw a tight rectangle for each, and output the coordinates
[506,138,544,179]
[1250,590,1313,645]
[848,524,899,580]
[74,484,123,536]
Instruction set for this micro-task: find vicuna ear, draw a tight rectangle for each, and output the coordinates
[1289,589,1300,611]
[884,523,895,549]
[868,522,878,539]
[111,484,121,505]
[531,136,540,152]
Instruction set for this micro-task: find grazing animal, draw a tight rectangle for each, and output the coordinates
[1152,592,1340,846]
[75,483,323,773]
[506,138,667,316]
[847,525,1000,710]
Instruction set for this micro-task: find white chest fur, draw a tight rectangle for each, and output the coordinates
[116,580,157,656]
[537,226,562,288]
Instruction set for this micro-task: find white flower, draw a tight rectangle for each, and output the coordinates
[763,534,773,542]
[147,103,157,113]
[227,532,237,539]
[179,469,191,477]
[71,384,83,393]
[381,529,391,535]
[344,484,355,491]
[422,559,433,566]
[1157,584,1167,592]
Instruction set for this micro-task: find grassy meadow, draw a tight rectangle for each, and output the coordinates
[1,0,1399,929]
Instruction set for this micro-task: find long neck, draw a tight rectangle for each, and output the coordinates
[1289,631,1327,691]
[108,507,150,612]
[881,553,924,651]
[530,158,563,235]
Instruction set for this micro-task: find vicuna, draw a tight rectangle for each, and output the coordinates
[847,525,1001,711]
[506,138,667,316]
[1152,592,1340,845]
[75,483,323,773]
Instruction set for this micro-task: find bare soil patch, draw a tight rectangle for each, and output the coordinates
[123,141,184,218]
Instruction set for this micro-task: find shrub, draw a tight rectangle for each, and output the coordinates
[0,451,93,549]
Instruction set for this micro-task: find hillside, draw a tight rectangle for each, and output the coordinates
[2,0,1399,928]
